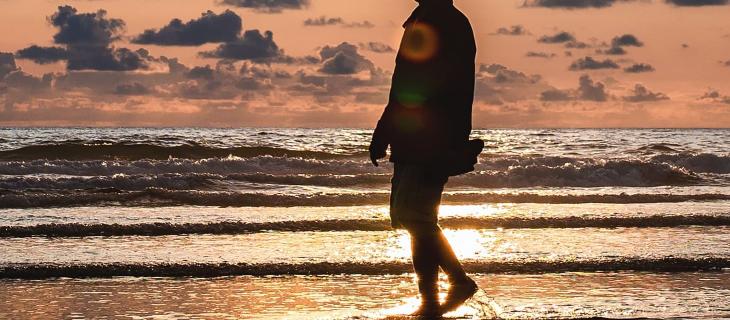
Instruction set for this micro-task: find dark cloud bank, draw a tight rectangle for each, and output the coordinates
[16,6,155,71]
[569,56,620,70]
[493,25,530,36]
[219,0,310,12]
[303,16,374,28]
[133,10,242,46]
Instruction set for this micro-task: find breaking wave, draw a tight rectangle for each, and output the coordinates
[2,189,729,208]
[4,215,730,237]
[652,153,730,174]
[2,257,728,279]
[0,156,380,176]
[0,173,217,191]
[0,143,362,161]
[0,158,715,189]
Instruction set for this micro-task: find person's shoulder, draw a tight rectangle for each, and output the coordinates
[446,6,473,28]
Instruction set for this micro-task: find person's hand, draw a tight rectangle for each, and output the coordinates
[369,144,386,167]
[370,153,379,167]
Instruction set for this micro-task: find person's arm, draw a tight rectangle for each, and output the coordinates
[369,101,393,167]
[370,63,405,166]
[441,15,476,145]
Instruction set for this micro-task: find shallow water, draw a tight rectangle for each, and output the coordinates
[2,273,730,319]
[2,227,730,266]
[1,202,729,228]
[1,128,729,318]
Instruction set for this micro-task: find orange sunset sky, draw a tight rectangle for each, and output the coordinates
[1,0,730,127]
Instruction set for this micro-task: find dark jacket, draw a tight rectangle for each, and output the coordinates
[370,0,476,165]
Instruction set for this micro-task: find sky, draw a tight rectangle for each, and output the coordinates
[1,0,730,128]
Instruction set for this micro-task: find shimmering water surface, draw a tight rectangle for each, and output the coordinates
[1,128,729,318]
[2,273,730,319]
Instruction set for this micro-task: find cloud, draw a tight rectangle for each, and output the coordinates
[303,16,374,28]
[493,25,530,36]
[526,51,557,58]
[597,46,627,55]
[219,0,310,12]
[3,71,53,92]
[240,62,292,79]
[304,16,344,26]
[358,42,395,53]
[318,42,374,75]
[700,89,730,104]
[187,65,215,79]
[540,89,573,101]
[49,5,125,46]
[2,39,398,126]
[161,56,189,74]
[538,31,576,43]
[666,0,729,6]
[0,52,19,78]
[594,34,643,56]
[539,74,608,101]
[475,64,555,104]
[66,46,151,71]
[132,10,242,46]
[523,0,636,8]
[15,46,68,64]
[39,6,152,71]
[569,56,620,70]
[565,41,591,49]
[611,34,644,47]
[624,63,655,73]
[200,30,284,61]
[115,82,150,95]
[577,74,608,101]
[623,84,669,102]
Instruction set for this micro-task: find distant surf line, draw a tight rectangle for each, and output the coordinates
[2,257,728,279]
[3,215,730,237]
[2,189,730,208]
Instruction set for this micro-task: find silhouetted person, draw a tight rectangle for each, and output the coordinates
[369,0,481,316]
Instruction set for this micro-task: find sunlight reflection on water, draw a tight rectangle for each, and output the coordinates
[3,273,729,319]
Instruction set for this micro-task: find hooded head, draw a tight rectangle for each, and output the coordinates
[416,0,453,5]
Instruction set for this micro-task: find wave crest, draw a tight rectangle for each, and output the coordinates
[2,258,728,279]
[4,215,730,237]
[0,157,711,189]
[2,189,729,208]
[652,153,730,174]
[0,143,361,161]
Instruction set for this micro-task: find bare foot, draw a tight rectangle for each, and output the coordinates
[440,278,478,313]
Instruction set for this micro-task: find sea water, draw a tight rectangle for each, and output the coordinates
[0,128,729,319]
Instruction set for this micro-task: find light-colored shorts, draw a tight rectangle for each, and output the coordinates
[389,163,448,232]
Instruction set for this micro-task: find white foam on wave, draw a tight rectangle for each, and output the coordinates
[2,188,730,208]
[1,154,724,189]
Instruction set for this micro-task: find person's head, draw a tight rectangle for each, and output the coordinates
[416,0,448,3]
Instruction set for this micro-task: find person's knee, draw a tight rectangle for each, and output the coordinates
[405,223,441,238]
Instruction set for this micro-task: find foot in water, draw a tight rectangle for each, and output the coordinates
[440,278,478,314]
[410,300,442,318]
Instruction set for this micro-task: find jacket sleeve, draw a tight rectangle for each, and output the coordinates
[441,16,476,145]
[370,102,393,155]
[371,69,401,154]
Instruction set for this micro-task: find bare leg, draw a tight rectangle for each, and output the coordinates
[432,227,469,284]
[409,229,440,303]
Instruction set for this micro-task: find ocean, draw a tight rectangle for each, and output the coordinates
[1,128,729,319]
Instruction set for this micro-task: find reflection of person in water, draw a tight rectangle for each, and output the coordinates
[369,0,479,316]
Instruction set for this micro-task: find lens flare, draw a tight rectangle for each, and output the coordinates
[399,22,439,63]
